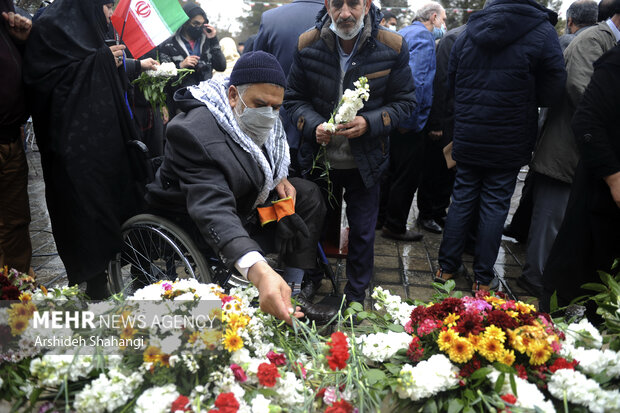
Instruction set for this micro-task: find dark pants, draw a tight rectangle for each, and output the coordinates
[504,169,534,240]
[318,169,379,303]
[384,128,425,233]
[439,163,520,284]
[0,136,32,273]
[417,135,455,221]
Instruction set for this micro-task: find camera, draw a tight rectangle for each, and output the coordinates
[195,60,208,73]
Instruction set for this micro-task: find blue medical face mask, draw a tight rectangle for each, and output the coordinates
[433,23,447,40]
[234,93,279,147]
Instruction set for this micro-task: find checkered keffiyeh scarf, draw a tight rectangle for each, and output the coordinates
[188,77,290,208]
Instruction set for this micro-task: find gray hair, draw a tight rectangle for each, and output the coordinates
[415,2,444,22]
[567,0,598,27]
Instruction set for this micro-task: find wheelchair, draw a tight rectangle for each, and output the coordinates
[107,141,337,297]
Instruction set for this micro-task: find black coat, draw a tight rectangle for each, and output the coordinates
[284,5,416,189]
[448,0,566,169]
[23,0,142,284]
[542,44,620,311]
[146,95,268,268]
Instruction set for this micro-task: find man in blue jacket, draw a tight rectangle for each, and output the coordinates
[434,0,566,293]
[284,0,416,307]
[382,2,446,241]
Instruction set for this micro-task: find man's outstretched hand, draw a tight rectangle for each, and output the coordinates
[247,261,304,325]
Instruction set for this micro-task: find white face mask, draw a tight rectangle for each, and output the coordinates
[329,15,365,40]
[388,24,397,31]
[234,93,279,147]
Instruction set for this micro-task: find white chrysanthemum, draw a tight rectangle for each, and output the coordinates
[359,331,411,362]
[145,62,178,77]
[395,355,459,401]
[371,286,415,326]
[563,319,603,349]
[134,384,179,413]
[560,343,620,379]
[488,370,555,413]
[73,368,143,413]
[548,369,620,413]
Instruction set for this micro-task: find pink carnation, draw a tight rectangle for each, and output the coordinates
[230,364,247,383]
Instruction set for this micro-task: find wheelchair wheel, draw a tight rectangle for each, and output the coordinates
[108,214,213,295]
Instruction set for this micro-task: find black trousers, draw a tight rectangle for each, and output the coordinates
[384,128,425,234]
[417,135,455,221]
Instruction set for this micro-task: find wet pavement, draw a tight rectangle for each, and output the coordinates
[26,146,536,307]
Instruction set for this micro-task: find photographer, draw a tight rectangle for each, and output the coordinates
[159,2,225,115]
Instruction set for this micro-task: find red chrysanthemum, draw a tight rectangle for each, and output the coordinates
[426,297,465,321]
[517,312,536,326]
[327,332,349,371]
[549,357,579,373]
[410,306,430,326]
[266,350,287,366]
[501,394,517,405]
[325,399,354,413]
[171,395,191,412]
[486,309,519,330]
[1,285,20,300]
[459,355,482,378]
[406,336,425,362]
[257,362,281,387]
[454,312,485,336]
[514,364,528,380]
[230,364,247,383]
[213,392,239,413]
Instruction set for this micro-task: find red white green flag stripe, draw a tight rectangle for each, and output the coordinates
[111,0,188,58]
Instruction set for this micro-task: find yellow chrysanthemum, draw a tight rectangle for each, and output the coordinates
[18,292,31,302]
[508,330,526,353]
[468,333,482,350]
[499,349,516,366]
[201,330,222,349]
[447,337,474,364]
[9,315,29,336]
[484,325,506,343]
[225,312,249,331]
[437,329,458,352]
[515,302,536,314]
[443,313,460,328]
[478,337,504,362]
[506,310,519,319]
[143,345,162,364]
[223,329,243,352]
[528,341,552,365]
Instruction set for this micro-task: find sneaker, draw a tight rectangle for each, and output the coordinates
[434,264,467,283]
[472,276,500,294]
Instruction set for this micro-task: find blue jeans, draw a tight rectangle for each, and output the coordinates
[439,164,520,284]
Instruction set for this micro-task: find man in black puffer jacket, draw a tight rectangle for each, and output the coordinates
[434,0,566,293]
[284,0,416,307]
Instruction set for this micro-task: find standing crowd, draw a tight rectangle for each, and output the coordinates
[1,0,619,324]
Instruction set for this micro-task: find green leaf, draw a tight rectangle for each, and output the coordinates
[469,367,493,380]
[580,283,608,292]
[494,373,505,393]
[509,373,517,397]
[447,399,463,413]
[387,324,405,333]
[423,399,438,413]
[365,368,386,385]
[550,291,559,313]
[349,301,364,312]
[384,363,402,375]
[463,407,476,413]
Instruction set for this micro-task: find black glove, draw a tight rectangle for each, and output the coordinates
[275,213,309,257]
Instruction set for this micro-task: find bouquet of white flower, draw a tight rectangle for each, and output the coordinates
[132,62,194,110]
[313,77,369,204]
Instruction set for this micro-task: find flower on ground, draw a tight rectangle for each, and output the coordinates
[170,395,191,412]
[230,364,247,383]
[210,392,240,413]
[327,332,349,371]
[548,357,578,373]
[447,336,474,364]
[257,362,280,387]
[528,341,552,365]
[325,399,354,413]
[266,350,286,366]
[443,313,460,328]
[478,337,504,362]
[437,329,458,352]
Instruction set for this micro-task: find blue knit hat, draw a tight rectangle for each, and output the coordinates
[229,51,286,88]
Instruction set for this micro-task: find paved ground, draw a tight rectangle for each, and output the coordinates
[26,145,536,308]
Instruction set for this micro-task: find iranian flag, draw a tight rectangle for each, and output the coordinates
[111,0,188,58]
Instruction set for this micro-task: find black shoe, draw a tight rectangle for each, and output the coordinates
[296,295,339,325]
[516,277,543,298]
[299,279,321,301]
[382,227,423,242]
[435,217,446,228]
[86,274,111,300]
[503,225,527,244]
[417,218,442,234]
[341,300,363,326]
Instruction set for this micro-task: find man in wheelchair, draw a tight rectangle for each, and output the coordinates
[145,51,328,324]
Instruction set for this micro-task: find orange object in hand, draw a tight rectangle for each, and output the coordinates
[272,197,295,221]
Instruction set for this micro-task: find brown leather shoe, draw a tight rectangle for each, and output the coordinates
[472,277,500,294]
[434,264,467,283]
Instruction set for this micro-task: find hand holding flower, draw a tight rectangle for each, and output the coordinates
[335,116,368,139]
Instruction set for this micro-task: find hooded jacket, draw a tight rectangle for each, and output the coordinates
[284,5,416,189]
[448,0,566,169]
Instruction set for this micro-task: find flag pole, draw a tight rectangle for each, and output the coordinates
[118,0,131,44]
